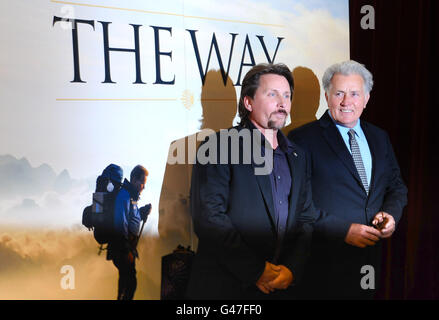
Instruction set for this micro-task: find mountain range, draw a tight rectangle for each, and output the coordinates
[0,154,77,199]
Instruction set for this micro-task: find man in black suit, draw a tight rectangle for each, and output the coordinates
[186,63,316,299]
[288,60,408,299]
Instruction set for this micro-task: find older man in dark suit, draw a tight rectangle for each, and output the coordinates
[186,63,316,299]
[288,60,408,299]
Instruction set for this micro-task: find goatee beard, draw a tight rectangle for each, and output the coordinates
[268,112,287,129]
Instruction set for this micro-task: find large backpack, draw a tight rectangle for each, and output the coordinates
[82,164,123,253]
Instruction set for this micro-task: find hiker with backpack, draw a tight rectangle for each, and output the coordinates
[82,164,151,300]
[108,164,151,300]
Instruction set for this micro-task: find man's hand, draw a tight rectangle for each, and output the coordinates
[372,211,396,238]
[256,261,280,294]
[139,203,152,222]
[268,265,293,290]
[345,223,381,248]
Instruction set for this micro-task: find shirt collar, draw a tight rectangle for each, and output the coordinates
[328,109,363,137]
[245,120,294,154]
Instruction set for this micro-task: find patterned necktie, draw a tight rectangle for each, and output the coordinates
[348,129,369,194]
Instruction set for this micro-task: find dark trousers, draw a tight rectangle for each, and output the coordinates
[296,243,382,300]
[112,253,137,300]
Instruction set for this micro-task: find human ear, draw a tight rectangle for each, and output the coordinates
[243,96,253,112]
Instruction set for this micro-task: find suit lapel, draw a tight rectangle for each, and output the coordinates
[244,125,276,226]
[319,111,364,187]
[253,148,301,233]
[254,173,276,226]
[360,121,377,193]
[253,138,301,264]
[249,126,301,233]
[285,150,299,229]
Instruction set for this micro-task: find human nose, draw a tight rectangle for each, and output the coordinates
[341,93,352,106]
[277,94,287,108]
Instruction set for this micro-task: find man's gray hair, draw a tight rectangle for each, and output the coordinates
[322,60,374,95]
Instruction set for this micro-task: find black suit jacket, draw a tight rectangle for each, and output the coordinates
[288,110,407,298]
[186,124,316,299]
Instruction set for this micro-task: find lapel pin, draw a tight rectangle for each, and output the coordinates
[293,152,298,157]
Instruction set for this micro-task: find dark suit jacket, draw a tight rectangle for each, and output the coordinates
[186,124,316,299]
[288,110,407,298]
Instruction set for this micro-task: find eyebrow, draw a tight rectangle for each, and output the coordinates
[335,89,360,93]
[266,88,291,94]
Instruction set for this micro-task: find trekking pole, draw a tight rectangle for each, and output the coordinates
[135,203,151,248]
[135,218,146,248]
